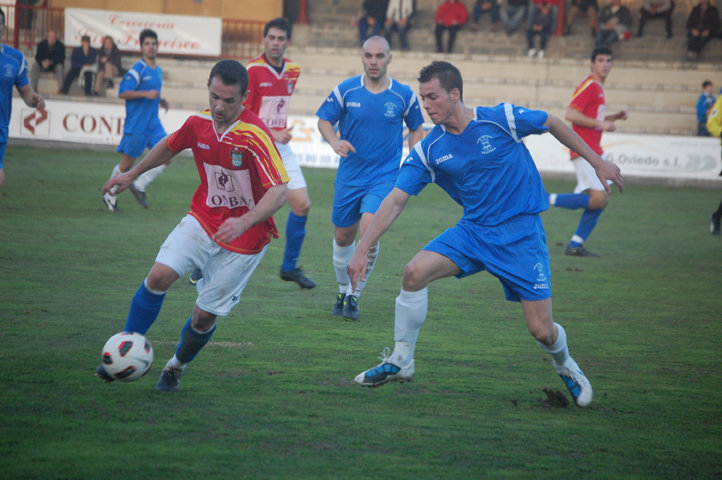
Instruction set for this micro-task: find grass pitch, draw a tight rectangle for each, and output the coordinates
[0,145,720,479]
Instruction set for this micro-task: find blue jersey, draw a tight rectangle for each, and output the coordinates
[119,59,164,134]
[0,45,30,143]
[397,103,549,227]
[316,74,424,186]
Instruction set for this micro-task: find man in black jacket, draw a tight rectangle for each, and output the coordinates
[30,29,65,94]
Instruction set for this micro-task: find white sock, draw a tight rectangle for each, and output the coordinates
[133,164,166,192]
[332,238,355,295]
[107,164,122,196]
[538,322,572,369]
[352,242,379,298]
[390,287,428,367]
[165,355,186,370]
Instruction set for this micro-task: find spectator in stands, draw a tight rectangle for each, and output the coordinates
[30,29,65,94]
[527,0,559,35]
[564,0,598,36]
[384,0,414,50]
[637,0,674,38]
[685,0,719,61]
[697,80,716,136]
[527,1,554,58]
[470,0,500,32]
[435,0,469,53]
[60,35,96,96]
[356,0,390,45]
[93,36,122,96]
[500,0,529,34]
[595,0,633,47]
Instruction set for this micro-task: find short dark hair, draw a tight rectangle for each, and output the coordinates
[139,29,158,45]
[703,80,712,88]
[81,35,90,43]
[264,17,291,39]
[418,61,464,101]
[209,59,249,95]
[591,46,613,61]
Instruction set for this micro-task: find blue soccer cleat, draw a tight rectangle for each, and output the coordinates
[555,359,593,407]
[354,348,414,387]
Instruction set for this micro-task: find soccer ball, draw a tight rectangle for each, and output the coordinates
[101,332,154,382]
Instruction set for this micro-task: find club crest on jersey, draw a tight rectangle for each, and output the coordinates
[3,64,15,78]
[477,135,496,154]
[287,82,294,94]
[383,102,397,118]
[230,147,243,167]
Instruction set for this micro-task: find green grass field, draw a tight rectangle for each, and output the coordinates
[1,145,720,479]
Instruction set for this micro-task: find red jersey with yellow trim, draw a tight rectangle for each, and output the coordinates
[244,54,300,130]
[166,107,289,254]
[568,75,606,159]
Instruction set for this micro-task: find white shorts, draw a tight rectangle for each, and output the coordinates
[155,215,268,317]
[572,155,609,193]
[276,141,306,190]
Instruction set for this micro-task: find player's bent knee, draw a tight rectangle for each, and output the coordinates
[401,261,427,291]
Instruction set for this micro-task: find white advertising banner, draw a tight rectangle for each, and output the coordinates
[9,102,722,183]
[63,8,222,55]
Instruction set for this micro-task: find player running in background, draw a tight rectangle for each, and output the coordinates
[547,46,627,257]
[244,17,316,289]
[96,60,288,392]
[102,28,170,212]
[0,8,45,188]
[316,35,424,321]
[348,60,624,407]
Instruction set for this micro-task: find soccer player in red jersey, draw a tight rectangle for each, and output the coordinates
[97,60,289,392]
[244,17,316,289]
[547,46,627,257]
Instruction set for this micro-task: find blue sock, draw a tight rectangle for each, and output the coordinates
[549,193,590,210]
[123,280,166,335]
[175,318,216,364]
[281,211,307,272]
[569,209,603,248]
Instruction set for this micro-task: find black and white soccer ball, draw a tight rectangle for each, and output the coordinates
[101,332,154,382]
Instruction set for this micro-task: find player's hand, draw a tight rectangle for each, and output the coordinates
[600,120,616,132]
[146,90,160,100]
[596,159,624,193]
[102,171,133,195]
[160,97,170,113]
[33,94,45,110]
[617,110,628,121]
[333,139,356,157]
[273,126,293,144]
[347,250,368,292]
[213,217,250,244]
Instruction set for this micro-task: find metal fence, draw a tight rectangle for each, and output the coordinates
[0,3,265,60]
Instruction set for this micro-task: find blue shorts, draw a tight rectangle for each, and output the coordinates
[332,179,396,228]
[0,143,6,168]
[424,215,552,302]
[117,125,167,158]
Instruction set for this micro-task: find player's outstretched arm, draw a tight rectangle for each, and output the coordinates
[17,84,44,110]
[102,136,174,195]
[545,114,624,193]
[348,187,411,290]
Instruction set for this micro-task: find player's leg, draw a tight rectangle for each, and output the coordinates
[0,143,6,188]
[130,128,169,207]
[331,184,364,315]
[105,133,144,212]
[710,198,722,235]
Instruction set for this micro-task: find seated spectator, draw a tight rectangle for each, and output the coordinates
[30,29,65,94]
[93,36,122,96]
[355,0,389,45]
[637,0,674,38]
[527,1,554,58]
[697,80,716,136]
[595,0,633,48]
[384,0,414,50]
[470,0,500,32]
[435,0,469,53]
[564,0,598,36]
[527,0,559,35]
[686,0,719,60]
[500,0,529,34]
[60,35,96,96]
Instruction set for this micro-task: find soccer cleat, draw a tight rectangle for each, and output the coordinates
[710,213,721,235]
[354,348,415,387]
[156,367,183,392]
[332,293,346,316]
[565,245,600,257]
[102,193,120,212]
[95,364,115,382]
[279,267,317,289]
[189,268,203,285]
[342,294,359,321]
[555,360,593,407]
[128,183,148,208]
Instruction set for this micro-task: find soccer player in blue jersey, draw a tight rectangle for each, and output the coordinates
[0,8,45,188]
[316,35,425,321]
[347,61,624,407]
[102,28,170,212]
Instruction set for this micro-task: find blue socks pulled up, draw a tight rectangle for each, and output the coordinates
[123,280,166,335]
[175,318,216,364]
[281,211,307,272]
